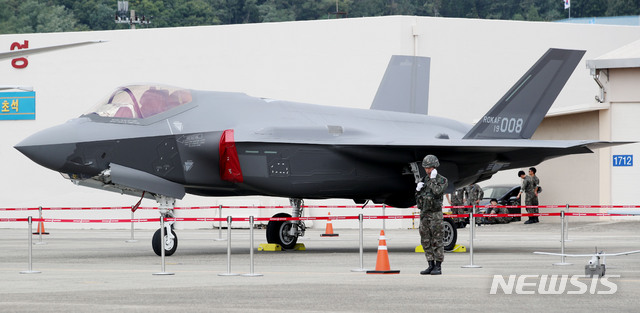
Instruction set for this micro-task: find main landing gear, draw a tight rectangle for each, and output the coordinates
[266,198,306,249]
[443,218,457,251]
[152,195,178,256]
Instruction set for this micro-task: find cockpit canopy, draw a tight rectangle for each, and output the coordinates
[86,85,193,119]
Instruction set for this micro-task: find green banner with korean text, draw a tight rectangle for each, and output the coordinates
[0,91,35,120]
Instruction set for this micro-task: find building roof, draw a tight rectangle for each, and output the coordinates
[586,39,640,71]
[546,102,609,117]
[557,15,640,26]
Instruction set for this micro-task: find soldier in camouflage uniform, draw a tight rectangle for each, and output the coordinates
[485,198,511,224]
[465,184,484,224]
[446,188,466,228]
[465,184,484,206]
[416,155,448,275]
[517,167,540,224]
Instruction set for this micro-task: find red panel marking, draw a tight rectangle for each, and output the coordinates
[219,129,243,183]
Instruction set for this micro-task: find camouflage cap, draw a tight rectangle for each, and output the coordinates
[422,154,439,168]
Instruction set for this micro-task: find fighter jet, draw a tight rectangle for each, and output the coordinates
[13,48,626,256]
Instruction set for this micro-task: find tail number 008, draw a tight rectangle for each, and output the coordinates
[497,118,523,134]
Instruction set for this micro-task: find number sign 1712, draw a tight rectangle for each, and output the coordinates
[613,155,633,167]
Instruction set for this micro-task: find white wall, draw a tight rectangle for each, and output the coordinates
[609,68,640,205]
[2,16,640,228]
[532,112,601,206]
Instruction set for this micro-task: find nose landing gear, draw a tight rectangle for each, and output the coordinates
[151,195,178,256]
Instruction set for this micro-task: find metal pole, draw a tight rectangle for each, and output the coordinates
[462,211,481,268]
[382,204,386,233]
[214,205,225,241]
[553,210,572,266]
[219,216,239,276]
[34,206,46,245]
[564,204,571,241]
[472,204,477,239]
[125,210,138,243]
[153,215,174,275]
[351,214,368,272]
[242,216,262,277]
[20,216,41,274]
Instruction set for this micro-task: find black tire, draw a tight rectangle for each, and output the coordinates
[266,212,298,250]
[443,218,457,251]
[152,228,178,256]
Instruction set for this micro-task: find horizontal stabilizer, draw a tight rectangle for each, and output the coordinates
[370,55,430,115]
[464,49,586,139]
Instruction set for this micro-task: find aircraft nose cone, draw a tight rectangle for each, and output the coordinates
[14,129,76,173]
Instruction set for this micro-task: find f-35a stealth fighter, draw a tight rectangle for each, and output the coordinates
[15,48,622,255]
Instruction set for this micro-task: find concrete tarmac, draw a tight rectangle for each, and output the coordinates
[1,220,640,312]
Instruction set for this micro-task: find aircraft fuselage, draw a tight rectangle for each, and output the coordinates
[16,86,476,207]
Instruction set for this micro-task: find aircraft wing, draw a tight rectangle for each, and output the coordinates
[383,138,631,156]
[237,128,629,190]
[238,127,630,161]
[608,209,640,215]
[535,252,596,257]
[0,41,104,61]
[0,85,33,91]
[535,251,640,257]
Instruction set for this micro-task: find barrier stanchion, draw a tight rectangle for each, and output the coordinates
[34,206,47,245]
[472,205,477,240]
[382,204,386,233]
[412,210,418,229]
[553,210,572,266]
[153,215,174,275]
[564,204,571,242]
[351,214,368,272]
[242,216,262,277]
[462,211,481,268]
[219,216,239,276]
[125,210,138,243]
[20,216,41,274]
[214,205,225,241]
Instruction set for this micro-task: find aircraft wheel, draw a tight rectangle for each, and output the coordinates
[443,218,457,251]
[152,228,178,256]
[266,213,298,250]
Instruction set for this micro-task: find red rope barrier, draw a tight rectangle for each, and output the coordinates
[4,204,640,211]
[3,212,637,224]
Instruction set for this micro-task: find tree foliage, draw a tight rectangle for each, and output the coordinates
[1,0,638,34]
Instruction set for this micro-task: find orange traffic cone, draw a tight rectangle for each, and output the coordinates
[367,230,400,274]
[321,212,339,237]
[33,220,49,235]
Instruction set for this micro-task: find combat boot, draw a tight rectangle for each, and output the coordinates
[430,261,442,275]
[420,261,435,275]
[524,217,534,224]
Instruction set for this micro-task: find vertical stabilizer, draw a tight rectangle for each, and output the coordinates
[370,55,430,115]
[463,49,585,139]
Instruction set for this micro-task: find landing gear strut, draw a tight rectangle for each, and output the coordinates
[266,198,306,249]
[152,195,178,256]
